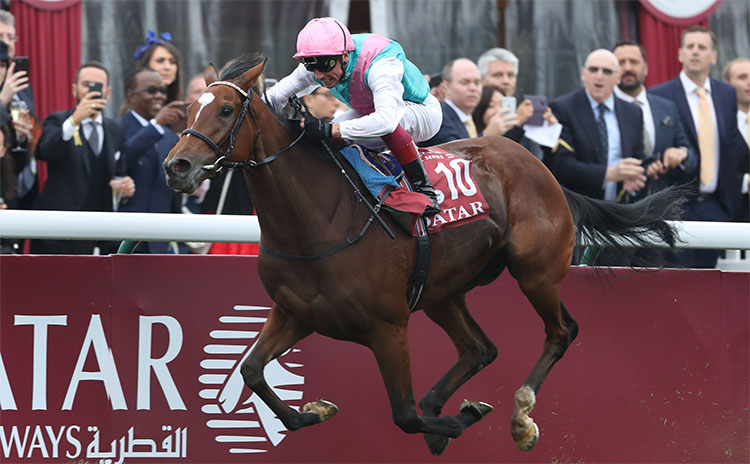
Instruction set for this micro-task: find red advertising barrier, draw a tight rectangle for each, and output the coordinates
[1,255,748,463]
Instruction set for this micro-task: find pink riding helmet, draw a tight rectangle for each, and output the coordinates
[293,17,355,58]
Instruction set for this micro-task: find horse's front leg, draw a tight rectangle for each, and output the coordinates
[240,304,336,430]
[369,321,487,442]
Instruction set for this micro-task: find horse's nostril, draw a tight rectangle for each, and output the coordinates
[168,159,192,175]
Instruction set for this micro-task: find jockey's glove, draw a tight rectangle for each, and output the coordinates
[302,111,332,142]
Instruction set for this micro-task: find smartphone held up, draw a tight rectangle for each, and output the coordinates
[87,81,104,96]
[501,96,516,114]
[13,56,29,74]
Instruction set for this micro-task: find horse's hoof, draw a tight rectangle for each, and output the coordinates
[302,399,338,423]
[514,421,539,451]
[460,399,494,421]
[424,433,450,456]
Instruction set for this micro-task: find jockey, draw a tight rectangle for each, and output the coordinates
[264,17,443,216]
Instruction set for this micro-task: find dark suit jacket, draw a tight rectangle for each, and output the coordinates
[646,92,699,192]
[118,111,180,253]
[739,133,750,222]
[649,76,742,221]
[35,109,126,211]
[419,101,469,147]
[549,88,645,200]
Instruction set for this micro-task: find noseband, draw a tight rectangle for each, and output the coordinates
[181,80,304,173]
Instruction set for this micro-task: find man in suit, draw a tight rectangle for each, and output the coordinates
[723,57,750,221]
[549,49,646,202]
[420,58,481,146]
[118,68,184,253]
[32,62,135,254]
[613,40,698,194]
[650,26,742,267]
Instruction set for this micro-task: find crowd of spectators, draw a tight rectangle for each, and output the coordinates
[0,10,747,266]
[419,25,748,268]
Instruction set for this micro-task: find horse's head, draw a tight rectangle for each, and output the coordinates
[163,54,266,194]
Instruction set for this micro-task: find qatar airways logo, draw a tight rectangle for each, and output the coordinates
[199,305,305,455]
[0,305,304,461]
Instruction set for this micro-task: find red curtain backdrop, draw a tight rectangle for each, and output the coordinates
[639,4,711,88]
[11,0,82,119]
[10,0,82,195]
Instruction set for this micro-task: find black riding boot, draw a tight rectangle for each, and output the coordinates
[401,157,441,216]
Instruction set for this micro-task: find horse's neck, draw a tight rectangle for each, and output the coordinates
[246,112,353,252]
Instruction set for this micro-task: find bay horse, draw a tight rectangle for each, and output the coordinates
[163,53,681,455]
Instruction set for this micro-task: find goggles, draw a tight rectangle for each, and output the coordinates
[300,56,339,73]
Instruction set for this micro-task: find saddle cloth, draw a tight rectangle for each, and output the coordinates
[338,145,490,236]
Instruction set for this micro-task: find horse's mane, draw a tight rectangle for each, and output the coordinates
[220,52,267,81]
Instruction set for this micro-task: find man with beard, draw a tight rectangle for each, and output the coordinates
[118,68,184,253]
[32,61,134,254]
[613,40,698,194]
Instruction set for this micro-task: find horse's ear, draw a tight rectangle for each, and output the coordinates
[239,58,268,90]
[204,63,218,86]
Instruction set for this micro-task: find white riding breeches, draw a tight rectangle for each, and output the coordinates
[333,93,442,150]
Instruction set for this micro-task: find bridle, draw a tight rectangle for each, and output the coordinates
[181,80,304,173]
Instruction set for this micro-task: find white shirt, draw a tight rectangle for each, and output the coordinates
[679,71,719,193]
[264,57,410,140]
[614,85,655,156]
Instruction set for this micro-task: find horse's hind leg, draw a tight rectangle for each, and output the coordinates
[511,278,578,451]
[418,295,498,455]
[240,304,335,430]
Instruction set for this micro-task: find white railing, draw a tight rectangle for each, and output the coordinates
[0,210,260,243]
[1,210,748,268]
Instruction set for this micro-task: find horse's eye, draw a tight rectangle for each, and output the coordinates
[220,106,234,117]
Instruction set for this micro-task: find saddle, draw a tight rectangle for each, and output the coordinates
[338,145,490,236]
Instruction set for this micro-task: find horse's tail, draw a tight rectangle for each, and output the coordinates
[562,185,686,265]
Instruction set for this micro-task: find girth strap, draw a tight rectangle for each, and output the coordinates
[407,218,431,312]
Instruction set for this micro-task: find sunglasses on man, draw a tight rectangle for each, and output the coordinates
[300,56,339,73]
[137,86,169,95]
[586,66,615,76]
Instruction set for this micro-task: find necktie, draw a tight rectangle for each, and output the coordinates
[596,103,608,156]
[87,120,101,155]
[465,118,478,138]
[635,100,651,156]
[695,88,715,188]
